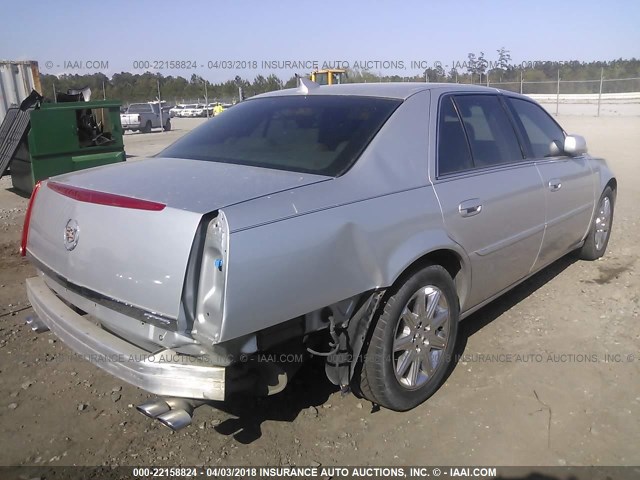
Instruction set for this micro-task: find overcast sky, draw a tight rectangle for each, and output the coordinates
[2,0,638,82]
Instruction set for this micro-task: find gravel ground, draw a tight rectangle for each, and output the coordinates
[0,115,638,468]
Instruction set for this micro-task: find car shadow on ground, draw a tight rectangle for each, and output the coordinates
[460,254,578,340]
[207,356,338,444]
[204,254,578,445]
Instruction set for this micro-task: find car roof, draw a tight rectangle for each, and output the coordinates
[256,82,526,101]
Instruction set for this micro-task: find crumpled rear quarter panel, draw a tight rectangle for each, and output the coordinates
[218,90,457,342]
[221,186,445,341]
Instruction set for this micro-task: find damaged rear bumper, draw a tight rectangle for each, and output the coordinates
[26,276,226,400]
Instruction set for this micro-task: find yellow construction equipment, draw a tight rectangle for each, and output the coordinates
[310,69,347,86]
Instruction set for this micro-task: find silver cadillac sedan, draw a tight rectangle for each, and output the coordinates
[22,81,616,428]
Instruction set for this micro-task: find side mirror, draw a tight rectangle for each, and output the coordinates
[563,134,587,156]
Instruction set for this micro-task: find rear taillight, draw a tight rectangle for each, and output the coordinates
[47,181,166,211]
[20,181,42,256]
[193,212,229,345]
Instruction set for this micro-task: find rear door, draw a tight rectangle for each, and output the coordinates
[505,97,595,269]
[432,94,546,310]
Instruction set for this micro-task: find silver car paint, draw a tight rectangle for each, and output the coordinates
[212,90,466,342]
[221,90,434,233]
[28,185,203,319]
[220,186,454,342]
[49,158,331,214]
[27,160,329,320]
[426,88,610,308]
[431,163,547,308]
[26,82,616,371]
[42,271,198,352]
[532,156,595,269]
[26,276,226,400]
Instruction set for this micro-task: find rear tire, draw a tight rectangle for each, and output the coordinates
[141,121,152,133]
[578,186,614,260]
[355,264,459,411]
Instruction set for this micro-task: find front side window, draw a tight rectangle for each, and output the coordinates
[453,95,523,167]
[507,98,565,158]
[161,95,401,176]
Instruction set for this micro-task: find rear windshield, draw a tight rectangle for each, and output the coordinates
[127,104,152,113]
[160,95,402,176]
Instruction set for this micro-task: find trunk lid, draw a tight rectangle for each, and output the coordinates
[27,158,329,319]
[50,157,329,213]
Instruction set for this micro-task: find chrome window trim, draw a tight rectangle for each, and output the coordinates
[432,157,539,185]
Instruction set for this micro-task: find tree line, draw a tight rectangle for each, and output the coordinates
[40,72,288,105]
[39,53,640,105]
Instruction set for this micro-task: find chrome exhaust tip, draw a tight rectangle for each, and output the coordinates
[156,409,193,431]
[26,316,49,333]
[136,398,206,430]
[136,399,171,419]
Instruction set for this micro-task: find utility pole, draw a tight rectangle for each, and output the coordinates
[520,71,523,94]
[555,69,560,116]
[157,80,163,131]
[597,67,604,117]
[204,79,209,118]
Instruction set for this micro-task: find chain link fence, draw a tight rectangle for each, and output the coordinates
[485,73,640,116]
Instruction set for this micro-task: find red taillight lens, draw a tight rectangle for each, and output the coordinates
[20,181,42,257]
[47,181,166,211]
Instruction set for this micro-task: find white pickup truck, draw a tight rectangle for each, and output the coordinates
[120,103,171,133]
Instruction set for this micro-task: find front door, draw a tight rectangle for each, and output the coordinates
[505,97,595,269]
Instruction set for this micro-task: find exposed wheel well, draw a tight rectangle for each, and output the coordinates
[606,178,617,196]
[395,249,468,310]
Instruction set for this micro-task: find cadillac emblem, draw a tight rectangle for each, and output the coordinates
[64,219,79,251]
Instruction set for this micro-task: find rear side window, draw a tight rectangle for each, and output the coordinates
[161,95,401,176]
[508,98,565,158]
[437,97,473,175]
[453,95,523,167]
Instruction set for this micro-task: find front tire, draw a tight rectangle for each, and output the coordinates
[356,264,459,411]
[578,186,615,260]
[163,119,172,131]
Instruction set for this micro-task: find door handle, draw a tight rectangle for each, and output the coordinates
[459,199,482,217]
[548,179,562,191]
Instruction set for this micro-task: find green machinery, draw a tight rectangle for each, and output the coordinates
[0,92,126,195]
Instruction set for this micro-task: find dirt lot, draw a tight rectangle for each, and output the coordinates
[0,115,638,469]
